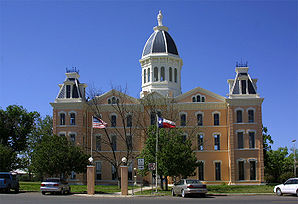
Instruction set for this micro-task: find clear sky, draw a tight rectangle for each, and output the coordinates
[0,0,297,150]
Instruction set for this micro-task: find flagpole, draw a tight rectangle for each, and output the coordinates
[91,116,93,158]
[155,114,158,193]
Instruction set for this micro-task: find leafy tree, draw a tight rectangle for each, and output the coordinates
[31,134,89,178]
[262,126,273,169]
[139,126,199,190]
[265,147,293,183]
[0,105,39,152]
[0,144,18,171]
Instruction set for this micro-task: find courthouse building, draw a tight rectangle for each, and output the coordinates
[51,11,264,185]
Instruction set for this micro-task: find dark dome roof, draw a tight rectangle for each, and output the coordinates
[142,30,179,57]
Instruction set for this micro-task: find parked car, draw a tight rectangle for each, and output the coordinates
[172,179,207,198]
[40,178,71,195]
[0,172,19,193]
[274,178,298,197]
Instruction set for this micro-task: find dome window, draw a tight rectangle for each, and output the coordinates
[174,68,177,83]
[169,67,172,82]
[144,69,146,84]
[147,68,150,82]
[154,67,158,82]
[160,67,165,81]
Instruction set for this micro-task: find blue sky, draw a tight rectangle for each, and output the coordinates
[0,0,297,150]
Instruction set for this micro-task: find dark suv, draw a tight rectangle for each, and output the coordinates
[0,172,19,193]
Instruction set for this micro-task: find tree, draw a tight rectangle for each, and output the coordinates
[263,126,274,171]
[264,147,294,183]
[19,115,53,179]
[0,105,39,152]
[0,144,18,171]
[87,86,144,186]
[139,126,199,190]
[31,134,89,178]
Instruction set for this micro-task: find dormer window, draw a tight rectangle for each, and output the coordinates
[66,85,71,98]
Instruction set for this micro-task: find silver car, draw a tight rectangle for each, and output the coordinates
[40,178,71,195]
[172,179,208,198]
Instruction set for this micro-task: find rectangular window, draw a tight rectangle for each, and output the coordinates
[70,134,75,144]
[236,110,242,123]
[111,115,116,127]
[248,110,254,123]
[95,161,102,180]
[198,134,203,151]
[60,113,65,125]
[198,162,204,180]
[148,68,150,82]
[180,114,186,126]
[215,162,221,181]
[214,134,220,150]
[249,132,255,149]
[241,80,247,94]
[238,161,245,180]
[66,85,71,98]
[237,132,244,149]
[214,113,219,126]
[250,161,256,180]
[150,112,156,126]
[111,135,117,151]
[96,135,101,151]
[144,69,146,83]
[126,115,132,127]
[197,114,203,126]
[112,165,117,180]
[70,113,76,125]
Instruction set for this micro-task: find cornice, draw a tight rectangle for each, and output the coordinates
[226,98,264,106]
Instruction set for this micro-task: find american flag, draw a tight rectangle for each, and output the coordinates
[93,117,107,129]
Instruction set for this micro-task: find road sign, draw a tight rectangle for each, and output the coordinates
[138,165,144,170]
[138,158,144,166]
[148,163,156,171]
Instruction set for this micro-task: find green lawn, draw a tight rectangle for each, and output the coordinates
[135,184,275,195]
[19,182,132,194]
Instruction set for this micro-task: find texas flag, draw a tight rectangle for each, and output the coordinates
[158,117,176,128]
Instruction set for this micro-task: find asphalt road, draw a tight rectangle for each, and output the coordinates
[0,192,297,204]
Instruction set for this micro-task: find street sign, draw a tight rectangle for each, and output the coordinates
[138,158,144,166]
[138,165,144,170]
[148,163,156,171]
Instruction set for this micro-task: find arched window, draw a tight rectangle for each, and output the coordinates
[144,69,146,84]
[169,67,172,82]
[192,97,196,102]
[198,134,204,150]
[160,67,165,81]
[60,113,65,125]
[147,68,150,82]
[180,114,186,126]
[112,97,116,104]
[174,68,177,83]
[202,97,205,102]
[154,67,158,81]
[196,95,201,102]
[236,110,243,123]
[111,115,117,127]
[108,99,111,104]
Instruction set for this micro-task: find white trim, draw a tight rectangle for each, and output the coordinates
[248,158,258,163]
[213,160,222,164]
[58,131,66,136]
[58,111,67,115]
[68,111,77,115]
[195,111,204,117]
[246,129,256,134]
[236,158,247,163]
[236,129,245,134]
[246,107,256,112]
[234,107,244,112]
[212,111,221,117]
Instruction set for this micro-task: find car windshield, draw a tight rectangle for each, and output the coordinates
[0,174,10,179]
[186,180,201,184]
[45,178,60,182]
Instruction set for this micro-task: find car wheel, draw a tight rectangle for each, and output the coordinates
[200,193,206,198]
[296,189,298,197]
[181,189,186,198]
[171,189,175,196]
[42,191,46,195]
[276,188,282,196]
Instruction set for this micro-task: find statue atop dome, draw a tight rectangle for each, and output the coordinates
[157,10,163,26]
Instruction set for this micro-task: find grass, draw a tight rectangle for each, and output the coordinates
[135,184,275,195]
[19,182,132,194]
